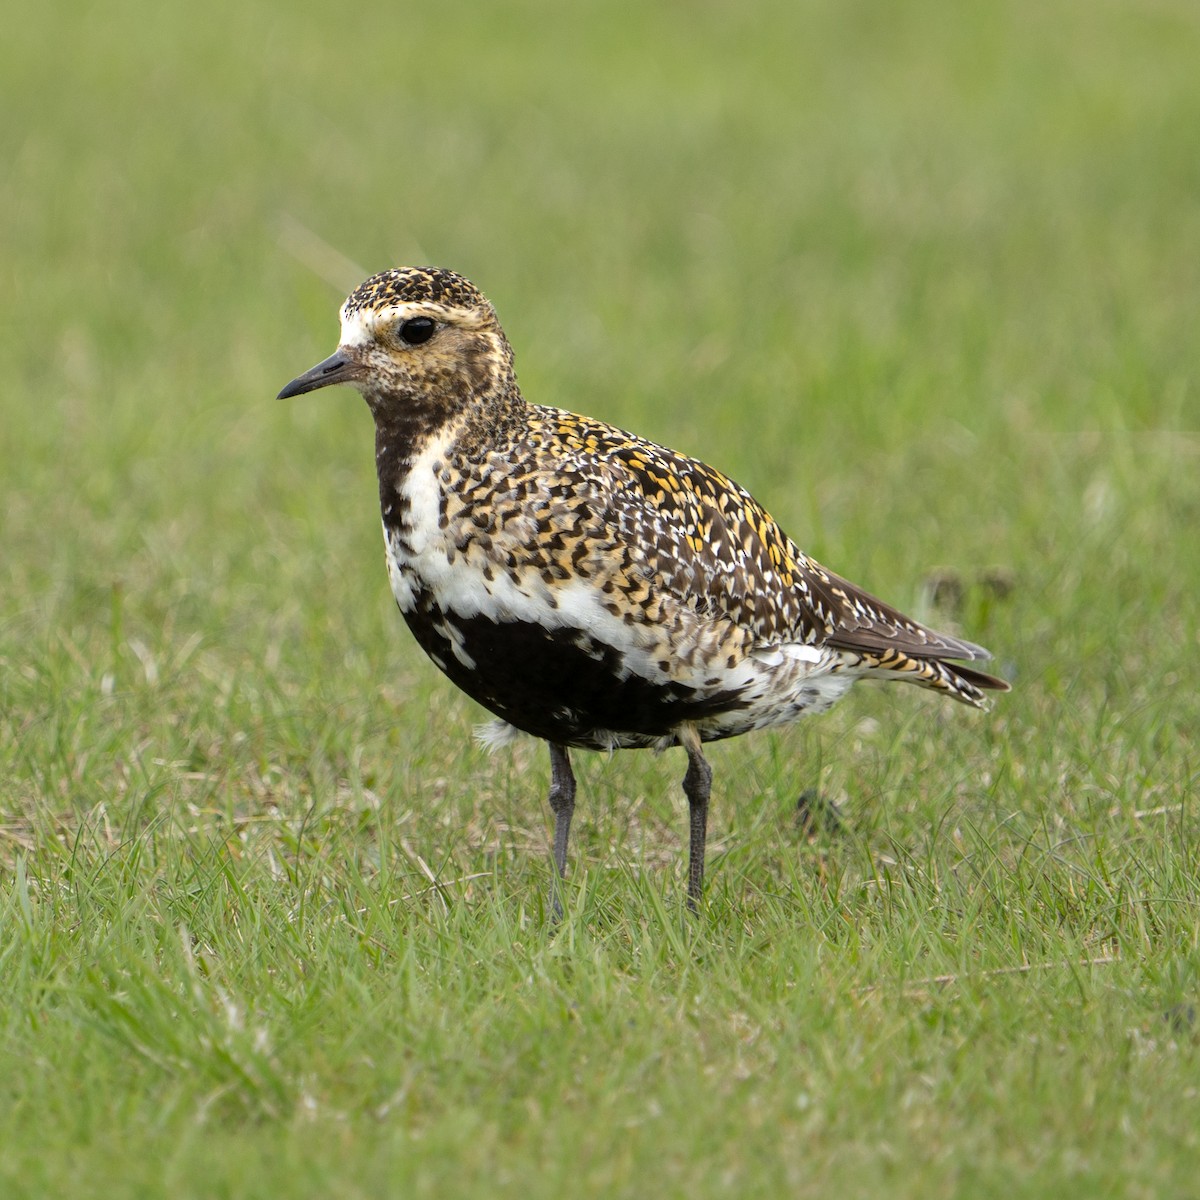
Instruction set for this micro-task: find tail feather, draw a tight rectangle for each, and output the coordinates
[944,660,1010,696]
[922,655,1010,708]
[860,647,1010,708]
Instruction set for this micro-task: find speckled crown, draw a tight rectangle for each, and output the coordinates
[342,266,491,316]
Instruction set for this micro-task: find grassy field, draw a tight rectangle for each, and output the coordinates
[3,0,1199,1195]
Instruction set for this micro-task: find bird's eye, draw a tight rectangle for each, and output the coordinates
[397,317,436,346]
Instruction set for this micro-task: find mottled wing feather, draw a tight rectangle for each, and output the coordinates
[531,407,995,669]
[602,441,832,644]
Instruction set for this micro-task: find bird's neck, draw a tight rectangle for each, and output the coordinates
[371,382,529,526]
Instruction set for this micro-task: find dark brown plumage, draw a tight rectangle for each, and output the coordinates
[279,266,1008,910]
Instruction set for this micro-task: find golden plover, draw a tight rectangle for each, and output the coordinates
[279,266,1008,910]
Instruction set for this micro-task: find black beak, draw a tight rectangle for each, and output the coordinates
[277,349,360,399]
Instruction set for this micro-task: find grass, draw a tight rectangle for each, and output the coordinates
[3,0,1200,1195]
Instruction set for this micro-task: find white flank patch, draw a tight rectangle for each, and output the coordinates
[383,426,461,612]
[750,642,824,669]
[473,720,523,751]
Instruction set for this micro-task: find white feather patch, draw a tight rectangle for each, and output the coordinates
[473,720,523,751]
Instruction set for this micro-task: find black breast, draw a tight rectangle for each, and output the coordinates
[400,597,749,749]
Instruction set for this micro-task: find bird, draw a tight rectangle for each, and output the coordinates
[278,266,1008,912]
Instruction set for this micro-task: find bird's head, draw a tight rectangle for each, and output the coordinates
[278,266,515,427]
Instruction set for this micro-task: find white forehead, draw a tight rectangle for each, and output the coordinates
[338,302,413,348]
[337,300,489,347]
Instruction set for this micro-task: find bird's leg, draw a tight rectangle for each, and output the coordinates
[546,742,576,919]
[679,726,713,912]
